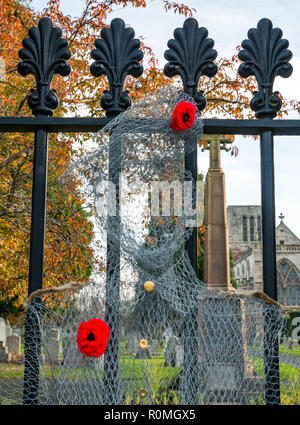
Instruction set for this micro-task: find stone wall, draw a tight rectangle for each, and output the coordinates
[227,205,262,249]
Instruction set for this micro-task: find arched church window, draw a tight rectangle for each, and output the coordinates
[257,216,261,241]
[250,216,255,241]
[242,216,248,242]
[277,260,300,306]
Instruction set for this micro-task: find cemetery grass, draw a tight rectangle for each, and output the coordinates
[0,356,180,382]
[2,354,298,405]
[0,355,182,405]
[251,357,300,404]
[249,344,300,357]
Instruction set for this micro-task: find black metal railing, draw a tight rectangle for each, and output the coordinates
[0,15,296,405]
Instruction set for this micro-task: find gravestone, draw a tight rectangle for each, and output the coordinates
[151,339,160,356]
[175,343,184,367]
[5,322,12,339]
[50,328,60,340]
[282,334,287,346]
[135,346,152,359]
[6,335,22,362]
[0,341,8,362]
[0,317,6,342]
[198,295,264,404]
[164,335,179,367]
[286,337,292,350]
[6,335,21,355]
[127,334,138,356]
[44,338,60,363]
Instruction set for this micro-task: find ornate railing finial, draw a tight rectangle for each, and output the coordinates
[164,18,218,112]
[18,17,72,117]
[90,18,144,118]
[238,18,293,119]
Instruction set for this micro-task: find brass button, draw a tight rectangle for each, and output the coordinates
[139,339,148,349]
[140,388,148,398]
[144,281,155,292]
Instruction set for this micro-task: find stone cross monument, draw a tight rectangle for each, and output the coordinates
[202,135,235,291]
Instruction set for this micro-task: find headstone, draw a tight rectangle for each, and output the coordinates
[151,339,160,355]
[164,335,178,367]
[198,295,264,403]
[44,338,60,363]
[163,326,173,342]
[50,328,60,340]
[127,334,139,356]
[0,341,8,362]
[61,330,82,367]
[286,337,292,350]
[0,318,6,342]
[282,334,287,346]
[5,322,12,338]
[6,335,21,356]
[208,365,237,391]
[175,343,184,367]
[135,347,152,359]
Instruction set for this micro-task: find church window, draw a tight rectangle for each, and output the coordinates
[242,216,248,241]
[279,286,284,305]
[250,216,255,241]
[280,240,284,245]
[277,260,300,306]
[257,216,261,241]
[242,264,245,275]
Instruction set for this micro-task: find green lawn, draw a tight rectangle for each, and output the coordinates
[249,344,300,357]
[1,352,299,405]
[250,357,300,405]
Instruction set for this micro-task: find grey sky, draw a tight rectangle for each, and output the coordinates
[30,0,300,236]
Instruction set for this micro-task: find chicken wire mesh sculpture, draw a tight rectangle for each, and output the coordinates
[1,87,299,405]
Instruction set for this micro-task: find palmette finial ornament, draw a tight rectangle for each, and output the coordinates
[164,18,218,112]
[18,17,71,117]
[238,18,293,119]
[90,18,144,117]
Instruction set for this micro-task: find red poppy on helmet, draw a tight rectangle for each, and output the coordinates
[77,319,110,357]
[170,101,197,131]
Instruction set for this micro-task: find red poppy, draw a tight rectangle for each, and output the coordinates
[170,101,197,131]
[77,319,110,357]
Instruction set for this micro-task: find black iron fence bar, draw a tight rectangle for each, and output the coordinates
[163,18,219,405]
[102,135,122,404]
[23,129,49,404]
[2,117,300,135]
[236,17,294,405]
[89,18,144,405]
[16,17,73,405]
[182,136,199,404]
[260,130,280,404]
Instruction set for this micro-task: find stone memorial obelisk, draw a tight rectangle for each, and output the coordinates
[203,135,235,291]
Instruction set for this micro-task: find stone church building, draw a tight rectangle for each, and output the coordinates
[227,206,300,312]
